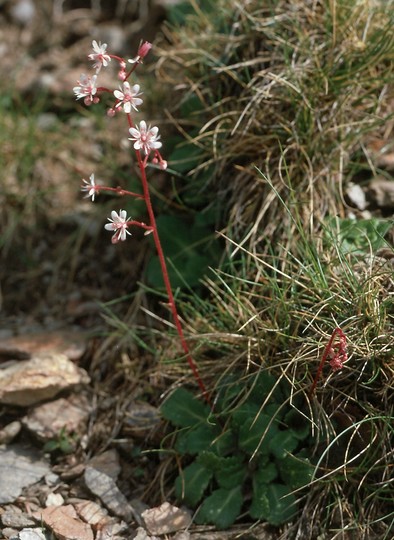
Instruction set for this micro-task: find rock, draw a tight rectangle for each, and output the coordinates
[23,394,90,441]
[368,177,394,209]
[9,0,36,26]
[123,401,161,439]
[2,527,19,539]
[87,449,121,480]
[0,353,90,406]
[84,466,133,521]
[0,445,50,504]
[95,518,129,540]
[346,183,367,210]
[45,492,64,507]
[1,511,36,528]
[0,420,22,444]
[133,527,159,540]
[34,505,93,540]
[74,500,108,526]
[142,502,192,536]
[18,529,47,540]
[0,330,87,362]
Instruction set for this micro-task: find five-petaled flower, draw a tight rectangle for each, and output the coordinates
[114,82,143,113]
[81,173,99,201]
[128,120,162,155]
[73,74,98,105]
[88,40,111,72]
[105,210,132,243]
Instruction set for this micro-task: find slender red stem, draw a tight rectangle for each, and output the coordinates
[126,114,210,403]
[309,327,346,398]
[98,186,144,199]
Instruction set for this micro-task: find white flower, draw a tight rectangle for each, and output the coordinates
[114,82,143,113]
[88,40,111,72]
[128,120,162,155]
[104,210,132,243]
[73,74,97,102]
[81,173,98,201]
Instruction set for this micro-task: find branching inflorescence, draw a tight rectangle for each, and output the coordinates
[74,40,209,401]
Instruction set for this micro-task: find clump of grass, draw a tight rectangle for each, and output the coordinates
[173,226,393,537]
[157,0,394,247]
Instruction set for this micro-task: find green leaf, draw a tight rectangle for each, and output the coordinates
[175,422,219,455]
[146,214,219,289]
[161,387,211,428]
[277,454,314,490]
[324,217,393,255]
[238,412,279,456]
[269,430,299,460]
[283,408,311,441]
[175,461,213,507]
[230,401,260,431]
[248,371,281,403]
[254,460,278,486]
[168,143,204,173]
[214,456,247,489]
[250,483,297,525]
[210,429,237,456]
[195,486,243,529]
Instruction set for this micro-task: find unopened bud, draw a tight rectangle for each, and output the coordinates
[138,41,152,59]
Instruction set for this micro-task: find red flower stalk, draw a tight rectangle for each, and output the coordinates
[75,41,209,404]
[309,327,348,397]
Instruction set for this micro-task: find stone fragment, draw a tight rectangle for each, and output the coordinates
[74,500,108,525]
[23,395,90,441]
[95,519,129,540]
[142,502,192,536]
[84,466,133,521]
[0,353,90,406]
[45,492,64,507]
[87,449,121,480]
[18,529,47,540]
[123,401,161,439]
[1,511,35,528]
[0,445,50,504]
[34,505,93,540]
[2,527,19,539]
[0,331,87,362]
[368,177,394,209]
[0,420,22,444]
[346,183,367,210]
[133,527,159,540]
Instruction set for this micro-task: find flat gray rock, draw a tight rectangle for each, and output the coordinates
[0,445,50,504]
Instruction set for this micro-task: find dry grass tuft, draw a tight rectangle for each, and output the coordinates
[157,0,394,248]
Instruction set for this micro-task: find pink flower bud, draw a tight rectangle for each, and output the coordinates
[118,69,127,81]
[107,108,116,117]
[159,160,168,170]
[138,41,152,59]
